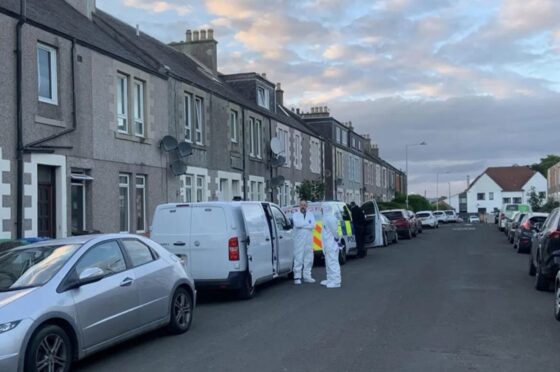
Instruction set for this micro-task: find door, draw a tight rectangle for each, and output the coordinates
[121,238,171,324]
[240,203,273,285]
[38,165,56,238]
[70,240,139,349]
[338,203,356,250]
[270,204,294,274]
[150,206,192,274]
[190,206,229,280]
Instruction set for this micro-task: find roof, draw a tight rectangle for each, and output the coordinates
[469,166,537,192]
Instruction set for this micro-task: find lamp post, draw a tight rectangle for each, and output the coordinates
[435,170,450,211]
[405,141,427,209]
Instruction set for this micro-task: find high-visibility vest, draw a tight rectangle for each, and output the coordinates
[312,220,353,252]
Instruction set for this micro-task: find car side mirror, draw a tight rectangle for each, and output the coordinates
[78,267,105,286]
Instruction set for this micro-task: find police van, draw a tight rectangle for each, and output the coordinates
[283,201,357,265]
[150,201,294,299]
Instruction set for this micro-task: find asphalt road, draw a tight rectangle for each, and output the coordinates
[75,223,560,372]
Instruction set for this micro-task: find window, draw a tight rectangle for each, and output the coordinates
[352,138,356,148]
[76,241,126,277]
[376,165,381,187]
[489,192,494,200]
[250,181,257,201]
[135,176,146,233]
[71,170,89,234]
[336,151,344,178]
[310,139,320,173]
[513,197,522,204]
[251,119,262,158]
[232,180,240,199]
[257,86,269,109]
[249,118,255,156]
[271,205,290,231]
[117,74,128,132]
[294,133,302,168]
[122,239,155,267]
[341,130,348,146]
[278,183,291,207]
[477,193,485,200]
[194,97,203,145]
[258,182,265,201]
[119,174,130,232]
[336,127,341,144]
[185,94,192,142]
[133,79,145,137]
[196,175,205,202]
[183,175,193,202]
[276,126,290,164]
[37,43,58,104]
[230,110,238,143]
[358,141,362,151]
[503,197,511,204]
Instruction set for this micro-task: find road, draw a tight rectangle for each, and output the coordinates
[75,223,560,372]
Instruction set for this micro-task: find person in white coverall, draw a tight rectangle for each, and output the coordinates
[292,200,316,285]
[321,208,342,288]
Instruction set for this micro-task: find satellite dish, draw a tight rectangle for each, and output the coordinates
[270,155,286,168]
[270,175,285,187]
[160,135,178,152]
[270,137,282,155]
[170,160,187,176]
[177,142,193,158]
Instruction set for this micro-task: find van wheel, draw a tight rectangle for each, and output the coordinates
[25,324,72,372]
[338,244,347,265]
[167,287,193,334]
[237,273,255,300]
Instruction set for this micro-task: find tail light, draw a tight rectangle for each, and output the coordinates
[521,220,532,230]
[394,218,408,226]
[229,237,240,261]
[549,230,560,239]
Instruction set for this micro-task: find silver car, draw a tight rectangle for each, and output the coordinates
[0,234,195,372]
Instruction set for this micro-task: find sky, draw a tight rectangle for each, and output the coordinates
[97,0,560,198]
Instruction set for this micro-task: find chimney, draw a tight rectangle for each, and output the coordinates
[261,73,267,80]
[65,0,96,20]
[348,121,353,130]
[276,83,284,107]
[170,28,218,75]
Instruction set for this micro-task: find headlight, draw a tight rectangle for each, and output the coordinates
[0,320,21,334]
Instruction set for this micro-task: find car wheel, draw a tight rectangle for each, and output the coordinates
[339,243,347,265]
[555,281,560,321]
[383,232,388,247]
[529,256,536,276]
[237,272,256,299]
[535,255,550,291]
[167,287,193,334]
[25,324,73,372]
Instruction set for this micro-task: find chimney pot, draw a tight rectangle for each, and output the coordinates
[193,30,200,41]
[323,106,328,113]
[261,73,267,79]
[200,30,207,40]
[186,29,192,42]
[276,82,282,91]
[207,29,214,40]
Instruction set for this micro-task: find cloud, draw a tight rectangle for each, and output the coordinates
[122,0,191,15]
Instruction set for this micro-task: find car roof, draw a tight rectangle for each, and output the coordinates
[16,233,144,249]
[382,209,405,212]
[416,211,433,214]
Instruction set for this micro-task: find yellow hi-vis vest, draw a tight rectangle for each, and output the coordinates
[312,220,353,252]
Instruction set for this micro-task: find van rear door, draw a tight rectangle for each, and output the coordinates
[240,203,273,285]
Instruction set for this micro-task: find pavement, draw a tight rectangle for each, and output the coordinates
[75,223,560,372]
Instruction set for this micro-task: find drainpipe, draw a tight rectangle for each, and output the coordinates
[269,119,273,202]
[241,109,246,200]
[15,0,26,238]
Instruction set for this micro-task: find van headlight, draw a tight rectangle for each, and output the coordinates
[0,320,21,334]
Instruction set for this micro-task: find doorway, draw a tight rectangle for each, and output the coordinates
[38,165,56,238]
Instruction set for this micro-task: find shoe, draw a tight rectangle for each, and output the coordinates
[294,279,302,285]
[303,278,316,283]
[326,283,341,288]
[320,280,328,286]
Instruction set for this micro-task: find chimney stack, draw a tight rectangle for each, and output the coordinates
[193,30,200,41]
[275,83,284,107]
[170,28,219,75]
[65,0,96,20]
[186,29,192,41]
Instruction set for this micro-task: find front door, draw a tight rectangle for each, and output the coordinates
[240,203,273,285]
[38,165,56,238]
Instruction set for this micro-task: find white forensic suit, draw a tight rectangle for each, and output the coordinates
[321,212,342,288]
[292,209,316,281]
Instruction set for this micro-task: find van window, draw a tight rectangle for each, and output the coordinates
[271,205,290,230]
[340,204,352,221]
[191,207,227,235]
[362,201,375,216]
[153,207,190,235]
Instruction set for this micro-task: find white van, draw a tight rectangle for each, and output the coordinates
[283,201,357,264]
[150,201,294,299]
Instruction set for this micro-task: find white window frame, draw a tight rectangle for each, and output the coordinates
[184,175,193,202]
[257,86,270,109]
[294,133,302,169]
[254,119,262,158]
[133,79,145,137]
[117,74,129,133]
[71,174,86,233]
[185,94,192,142]
[135,175,146,233]
[37,43,58,105]
[249,117,255,156]
[230,110,238,143]
[336,127,341,144]
[196,175,205,202]
[194,96,204,145]
[119,174,130,233]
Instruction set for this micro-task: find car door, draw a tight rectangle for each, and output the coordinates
[339,203,356,250]
[70,240,139,349]
[270,204,294,274]
[541,211,560,264]
[241,203,273,285]
[120,238,172,325]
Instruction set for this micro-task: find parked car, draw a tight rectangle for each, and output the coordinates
[433,211,448,224]
[382,209,418,239]
[380,214,399,245]
[0,234,195,372]
[415,211,438,228]
[361,200,384,248]
[529,207,560,291]
[554,270,560,321]
[284,201,358,264]
[152,201,295,299]
[444,210,458,223]
[514,213,549,253]
[468,215,480,223]
[508,211,528,243]
[499,203,532,232]
[410,210,423,234]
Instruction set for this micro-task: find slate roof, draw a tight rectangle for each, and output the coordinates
[469,166,537,192]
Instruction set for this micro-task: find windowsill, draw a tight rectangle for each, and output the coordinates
[38,98,58,106]
[35,115,65,128]
[114,132,152,144]
[249,156,264,163]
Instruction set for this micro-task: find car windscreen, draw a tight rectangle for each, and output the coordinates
[416,213,430,217]
[0,244,80,291]
[530,216,547,224]
[445,211,454,216]
[433,212,444,216]
[382,211,403,220]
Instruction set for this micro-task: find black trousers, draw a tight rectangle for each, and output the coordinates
[355,226,365,252]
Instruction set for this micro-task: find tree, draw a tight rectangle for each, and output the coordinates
[530,154,560,177]
[540,198,560,213]
[296,179,325,202]
[392,194,433,212]
[527,186,545,211]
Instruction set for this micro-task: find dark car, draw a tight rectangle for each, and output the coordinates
[514,213,549,253]
[508,212,527,244]
[529,208,560,291]
[380,214,398,246]
[382,209,418,239]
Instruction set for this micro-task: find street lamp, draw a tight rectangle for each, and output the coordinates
[405,141,427,209]
[435,170,450,211]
